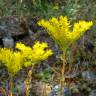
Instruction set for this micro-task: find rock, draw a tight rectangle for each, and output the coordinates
[0,16,29,48]
[50,84,60,96]
[0,16,28,38]
[82,70,96,81]
[63,87,71,96]
[2,37,14,48]
[89,90,96,96]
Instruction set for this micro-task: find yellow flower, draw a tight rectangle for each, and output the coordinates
[16,42,53,67]
[0,42,53,76]
[33,41,48,49]
[0,48,23,76]
[16,42,32,52]
[38,16,93,52]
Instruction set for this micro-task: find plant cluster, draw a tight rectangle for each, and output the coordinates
[38,16,93,95]
[0,42,53,77]
[0,14,94,95]
[0,41,53,96]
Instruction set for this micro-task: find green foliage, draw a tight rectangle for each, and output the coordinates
[0,0,79,19]
[37,68,52,82]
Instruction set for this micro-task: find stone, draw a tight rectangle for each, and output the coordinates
[0,16,28,38]
[0,16,28,48]
[89,90,96,96]
[82,70,96,81]
[2,37,14,48]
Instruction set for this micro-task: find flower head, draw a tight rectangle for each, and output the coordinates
[0,48,23,76]
[38,16,93,52]
[16,42,53,67]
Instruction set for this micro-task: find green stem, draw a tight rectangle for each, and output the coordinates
[60,51,66,96]
[25,66,33,96]
[0,87,7,96]
[9,76,13,96]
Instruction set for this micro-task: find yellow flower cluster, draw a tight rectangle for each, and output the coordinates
[16,42,53,67]
[0,48,23,76]
[53,5,59,10]
[38,16,93,52]
[0,42,53,76]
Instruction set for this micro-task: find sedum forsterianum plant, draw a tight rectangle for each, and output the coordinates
[0,41,53,96]
[38,16,93,96]
[0,42,53,76]
[0,41,52,76]
[16,42,53,95]
[38,16,93,52]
